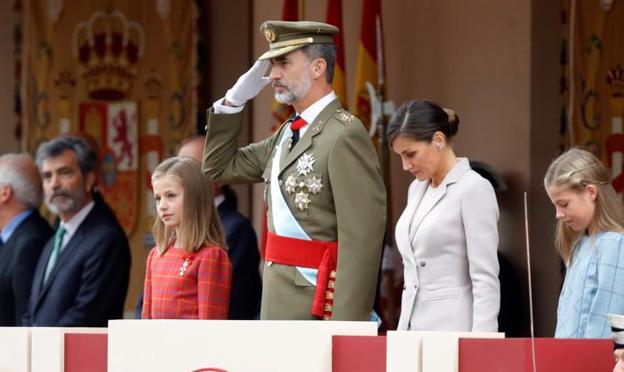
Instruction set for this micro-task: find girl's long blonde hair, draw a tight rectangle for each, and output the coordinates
[152,156,226,255]
[544,148,624,264]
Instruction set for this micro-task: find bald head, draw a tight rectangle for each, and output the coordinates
[178,136,223,196]
[177,137,205,162]
[0,153,43,209]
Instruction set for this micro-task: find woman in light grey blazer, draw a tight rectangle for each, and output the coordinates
[388,100,500,332]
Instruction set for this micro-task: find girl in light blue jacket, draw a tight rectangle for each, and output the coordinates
[545,148,624,338]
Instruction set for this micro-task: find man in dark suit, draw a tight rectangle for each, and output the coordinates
[216,186,262,319]
[24,136,131,327]
[0,153,53,326]
[179,137,262,319]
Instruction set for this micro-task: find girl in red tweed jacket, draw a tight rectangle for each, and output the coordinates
[142,156,232,319]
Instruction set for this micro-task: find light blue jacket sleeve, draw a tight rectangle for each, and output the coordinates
[584,233,624,338]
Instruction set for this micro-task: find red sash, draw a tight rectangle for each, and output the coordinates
[265,232,338,319]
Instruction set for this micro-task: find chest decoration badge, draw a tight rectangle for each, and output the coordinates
[284,153,324,211]
[306,176,324,194]
[294,191,312,211]
[296,153,316,175]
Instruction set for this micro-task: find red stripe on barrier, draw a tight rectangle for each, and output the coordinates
[333,335,386,372]
[459,338,613,372]
[65,333,107,372]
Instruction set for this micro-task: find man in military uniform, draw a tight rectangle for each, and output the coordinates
[203,20,386,321]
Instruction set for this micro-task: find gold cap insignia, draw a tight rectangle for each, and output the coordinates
[264,28,277,42]
[258,21,339,60]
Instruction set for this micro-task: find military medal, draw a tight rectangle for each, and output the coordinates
[296,153,316,176]
[285,174,298,193]
[294,191,312,211]
[306,176,323,194]
[284,153,324,211]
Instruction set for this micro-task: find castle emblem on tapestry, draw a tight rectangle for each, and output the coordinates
[565,0,624,198]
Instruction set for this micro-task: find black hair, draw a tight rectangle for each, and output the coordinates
[387,100,459,145]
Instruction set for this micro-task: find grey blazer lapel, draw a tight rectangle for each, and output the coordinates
[407,158,472,242]
[396,181,427,264]
[408,183,447,243]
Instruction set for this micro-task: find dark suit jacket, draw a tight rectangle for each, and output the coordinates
[219,189,262,320]
[0,210,53,326]
[25,197,131,327]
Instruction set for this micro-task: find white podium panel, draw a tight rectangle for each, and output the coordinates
[108,320,377,372]
[30,327,107,372]
[0,327,30,372]
[387,331,421,372]
[387,331,504,372]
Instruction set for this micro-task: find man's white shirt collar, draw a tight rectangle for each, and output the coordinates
[59,200,95,250]
[214,194,225,208]
[297,91,337,137]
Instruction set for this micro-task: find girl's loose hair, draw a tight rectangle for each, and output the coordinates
[152,156,226,255]
[386,99,460,145]
[544,148,624,264]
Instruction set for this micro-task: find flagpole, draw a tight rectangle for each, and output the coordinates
[373,14,393,248]
[375,15,387,178]
[524,192,538,372]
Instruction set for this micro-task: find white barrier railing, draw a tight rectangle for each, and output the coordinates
[108,320,377,372]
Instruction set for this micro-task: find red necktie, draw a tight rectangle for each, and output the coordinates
[289,116,307,150]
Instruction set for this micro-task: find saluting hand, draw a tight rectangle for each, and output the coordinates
[225,59,271,107]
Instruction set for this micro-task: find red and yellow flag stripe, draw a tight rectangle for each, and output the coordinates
[353,0,384,135]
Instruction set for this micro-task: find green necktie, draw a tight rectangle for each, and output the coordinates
[44,225,66,283]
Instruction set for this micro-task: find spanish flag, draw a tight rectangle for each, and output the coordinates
[269,0,299,132]
[325,0,347,106]
[353,0,385,137]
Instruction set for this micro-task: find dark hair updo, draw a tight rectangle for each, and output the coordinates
[387,100,460,145]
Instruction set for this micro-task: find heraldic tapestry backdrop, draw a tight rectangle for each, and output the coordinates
[567,0,624,196]
[21,0,197,309]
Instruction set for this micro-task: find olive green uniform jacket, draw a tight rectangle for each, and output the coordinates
[203,98,386,320]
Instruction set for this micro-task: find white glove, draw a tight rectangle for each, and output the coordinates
[225,60,271,106]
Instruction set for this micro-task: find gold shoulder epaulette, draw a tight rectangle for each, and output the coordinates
[334,108,356,125]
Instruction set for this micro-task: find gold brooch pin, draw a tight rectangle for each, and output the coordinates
[179,257,192,276]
